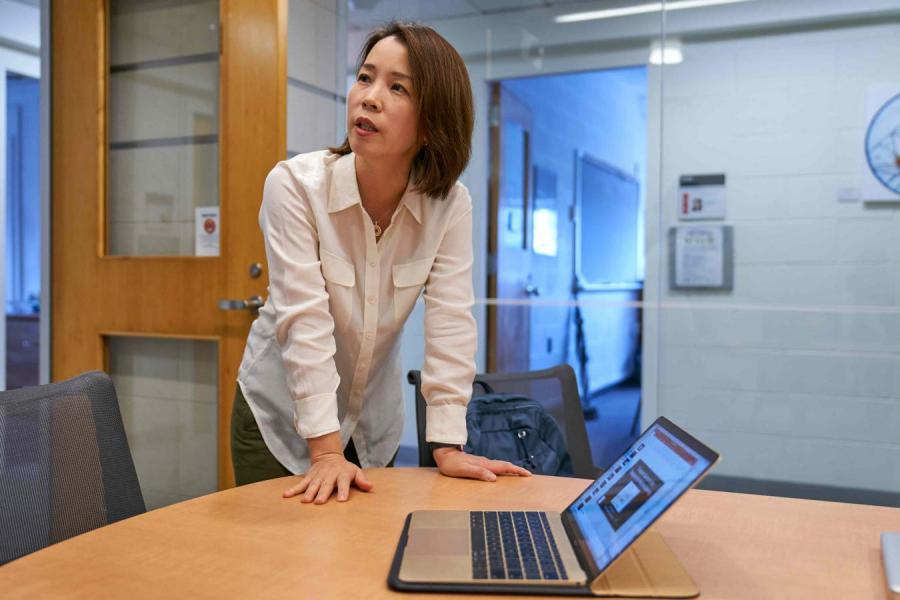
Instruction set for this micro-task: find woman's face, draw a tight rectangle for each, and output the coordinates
[347,36,420,165]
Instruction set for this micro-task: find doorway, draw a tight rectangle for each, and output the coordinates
[6,72,40,390]
[487,66,647,468]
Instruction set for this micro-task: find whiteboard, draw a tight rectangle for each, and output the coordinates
[575,155,640,288]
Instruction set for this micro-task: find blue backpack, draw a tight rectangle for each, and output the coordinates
[463,381,573,476]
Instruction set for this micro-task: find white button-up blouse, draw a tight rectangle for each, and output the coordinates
[237,150,476,473]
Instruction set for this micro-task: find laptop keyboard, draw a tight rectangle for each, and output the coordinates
[470,511,569,580]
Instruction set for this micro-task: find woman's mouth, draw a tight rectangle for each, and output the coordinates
[354,117,379,136]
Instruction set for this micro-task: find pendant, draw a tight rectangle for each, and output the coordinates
[373,222,383,238]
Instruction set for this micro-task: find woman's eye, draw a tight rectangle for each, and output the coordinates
[391,83,407,93]
[357,73,370,83]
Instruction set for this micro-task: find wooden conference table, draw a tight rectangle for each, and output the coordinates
[1,468,898,599]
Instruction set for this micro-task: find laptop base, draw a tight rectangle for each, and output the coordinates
[388,515,699,598]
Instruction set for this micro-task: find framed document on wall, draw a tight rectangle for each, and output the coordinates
[668,225,733,290]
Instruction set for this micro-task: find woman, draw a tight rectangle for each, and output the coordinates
[232,21,530,504]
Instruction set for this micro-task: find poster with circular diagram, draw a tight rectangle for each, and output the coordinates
[864,86,900,201]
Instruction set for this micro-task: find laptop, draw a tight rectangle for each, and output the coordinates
[388,417,719,597]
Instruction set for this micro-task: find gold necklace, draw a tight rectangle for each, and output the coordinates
[370,204,396,240]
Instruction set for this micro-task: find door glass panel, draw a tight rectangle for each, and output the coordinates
[107,0,220,256]
[107,336,218,510]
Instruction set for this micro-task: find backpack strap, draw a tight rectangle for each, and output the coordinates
[473,379,495,395]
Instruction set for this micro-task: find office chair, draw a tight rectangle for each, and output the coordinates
[0,371,146,565]
[407,364,599,479]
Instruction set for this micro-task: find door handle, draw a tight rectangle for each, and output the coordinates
[218,296,264,311]
[524,284,541,297]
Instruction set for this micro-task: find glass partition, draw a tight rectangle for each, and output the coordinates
[345,1,662,469]
[653,0,900,504]
[346,0,900,504]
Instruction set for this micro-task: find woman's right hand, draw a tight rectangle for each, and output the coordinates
[282,431,373,504]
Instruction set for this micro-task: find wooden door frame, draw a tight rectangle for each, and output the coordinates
[486,81,534,373]
[219,0,286,488]
[487,82,501,372]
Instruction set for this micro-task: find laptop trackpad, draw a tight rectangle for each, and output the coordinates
[407,528,469,556]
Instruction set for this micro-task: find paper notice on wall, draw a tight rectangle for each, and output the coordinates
[675,226,724,287]
[195,206,220,257]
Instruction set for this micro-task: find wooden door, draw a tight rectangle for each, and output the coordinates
[52,0,285,491]
[487,83,535,373]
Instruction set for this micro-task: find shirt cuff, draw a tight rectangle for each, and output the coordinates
[425,403,468,445]
[292,392,340,439]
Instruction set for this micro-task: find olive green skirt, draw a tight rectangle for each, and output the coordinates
[230,385,395,486]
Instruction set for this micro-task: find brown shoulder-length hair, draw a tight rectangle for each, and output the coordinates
[329,21,474,200]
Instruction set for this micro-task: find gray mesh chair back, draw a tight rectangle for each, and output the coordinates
[407,364,599,479]
[0,371,145,565]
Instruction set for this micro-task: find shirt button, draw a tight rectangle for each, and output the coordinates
[369,260,376,267]
[367,296,375,304]
[365,332,374,340]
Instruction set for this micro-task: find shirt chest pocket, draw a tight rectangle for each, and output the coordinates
[392,256,434,327]
[320,249,355,332]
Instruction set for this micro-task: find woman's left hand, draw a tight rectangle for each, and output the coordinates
[432,447,531,481]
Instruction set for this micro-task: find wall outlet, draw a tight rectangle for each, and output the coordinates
[838,187,861,203]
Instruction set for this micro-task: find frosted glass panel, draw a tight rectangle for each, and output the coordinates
[109,62,218,142]
[108,0,219,256]
[108,336,218,511]
[108,142,218,255]
[110,0,219,63]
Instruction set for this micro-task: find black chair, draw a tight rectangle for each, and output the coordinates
[0,371,145,565]
[407,364,599,479]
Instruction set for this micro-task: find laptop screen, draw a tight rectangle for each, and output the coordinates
[565,417,718,574]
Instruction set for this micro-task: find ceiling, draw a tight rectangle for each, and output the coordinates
[348,0,604,30]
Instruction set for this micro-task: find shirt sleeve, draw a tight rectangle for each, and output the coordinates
[259,163,341,439]
[421,191,477,445]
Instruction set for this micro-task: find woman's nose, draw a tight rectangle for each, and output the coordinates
[362,96,381,111]
[361,87,383,111]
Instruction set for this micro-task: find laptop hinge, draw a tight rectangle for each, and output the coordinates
[561,510,602,581]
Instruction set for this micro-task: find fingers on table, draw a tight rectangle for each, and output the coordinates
[302,476,323,503]
[336,472,353,502]
[487,460,532,477]
[282,475,312,498]
[312,475,338,504]
[284,466,374,504]
[354,469,374,491]
[456,462,497,482]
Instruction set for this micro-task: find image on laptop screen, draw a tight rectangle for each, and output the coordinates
[567,420,714,573]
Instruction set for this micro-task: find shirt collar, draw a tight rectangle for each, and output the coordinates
[400,182,424,224]
[328,152,362,213]
[328,152,424,225]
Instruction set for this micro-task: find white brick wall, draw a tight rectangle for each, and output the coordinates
[644,22,900,493]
